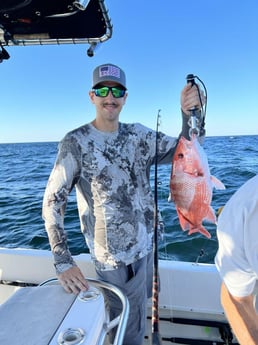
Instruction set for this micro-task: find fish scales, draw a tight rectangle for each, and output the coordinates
[169,135,225,239]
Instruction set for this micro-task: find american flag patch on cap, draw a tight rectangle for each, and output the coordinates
[99,65,120,78]
[93,63,126,89]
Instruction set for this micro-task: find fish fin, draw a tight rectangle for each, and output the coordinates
[211,175,226,190]
[188,225,211,239]
[205,207,217,224]
[177,208,191,232]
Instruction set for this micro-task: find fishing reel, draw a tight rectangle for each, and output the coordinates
[186,74,207,137]
[186,73,196,86]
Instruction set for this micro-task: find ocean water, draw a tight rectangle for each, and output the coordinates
[0,135,257,264]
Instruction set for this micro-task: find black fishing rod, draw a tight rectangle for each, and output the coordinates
[151,109,162,345]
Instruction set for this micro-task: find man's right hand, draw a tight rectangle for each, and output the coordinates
[180,83,206,116]
[58,266,89,294]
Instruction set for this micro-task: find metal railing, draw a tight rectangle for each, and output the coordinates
[40,277,129,345]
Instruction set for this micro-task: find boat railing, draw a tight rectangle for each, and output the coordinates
[40,277,130,345]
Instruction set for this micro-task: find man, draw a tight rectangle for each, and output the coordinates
[42,63,205,345]
[215,174,258,344]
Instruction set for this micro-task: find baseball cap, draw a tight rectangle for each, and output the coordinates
[92,63,126,89]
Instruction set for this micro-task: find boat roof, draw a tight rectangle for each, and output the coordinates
[0,0,112,59]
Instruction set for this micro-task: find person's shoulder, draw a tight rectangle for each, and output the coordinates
[68,123,91,136]
[120,122,153,134]
[62,123,91,141]
[235,174,258,198]
[219,174,258,221]
[245,174,258,188]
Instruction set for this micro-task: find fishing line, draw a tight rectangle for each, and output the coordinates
[151,109,162,345]
[192,75,207,118]
[192,75,213,263]
[186,74,214,263]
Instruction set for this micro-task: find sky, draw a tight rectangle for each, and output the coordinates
[1,0,258,143]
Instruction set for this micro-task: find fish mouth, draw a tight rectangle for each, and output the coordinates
[182,169,204,177]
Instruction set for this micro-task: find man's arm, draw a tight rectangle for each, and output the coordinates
[42,137,89,294]
[221,282,258,344]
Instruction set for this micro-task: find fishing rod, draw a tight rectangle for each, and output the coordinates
[151,109,162,345]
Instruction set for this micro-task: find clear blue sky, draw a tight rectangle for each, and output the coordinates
[1,0,258,143]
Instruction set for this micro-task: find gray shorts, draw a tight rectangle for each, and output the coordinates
[95,253,153,345]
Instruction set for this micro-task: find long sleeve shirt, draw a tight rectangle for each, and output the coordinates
[43,113,201,273]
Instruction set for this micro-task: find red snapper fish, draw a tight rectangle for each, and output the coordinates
[169,135,225,239]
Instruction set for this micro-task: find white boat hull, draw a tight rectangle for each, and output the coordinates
[0,248,238,344]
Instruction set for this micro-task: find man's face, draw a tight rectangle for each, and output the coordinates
[89,81,127,124]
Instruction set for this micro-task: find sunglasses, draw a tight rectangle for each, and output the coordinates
[93,86,126,98]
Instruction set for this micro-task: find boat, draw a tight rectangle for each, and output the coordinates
[0,1,240,344]
[0,247,239,344]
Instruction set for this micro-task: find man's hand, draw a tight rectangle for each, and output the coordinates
[181,83,206,116]
[58,266,89,294]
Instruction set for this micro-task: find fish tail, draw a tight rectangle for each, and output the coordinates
[188,225,211,239]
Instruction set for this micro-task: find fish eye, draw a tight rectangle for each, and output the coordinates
[178,153,184,159]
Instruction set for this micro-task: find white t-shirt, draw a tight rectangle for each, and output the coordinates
[215,174,258,297]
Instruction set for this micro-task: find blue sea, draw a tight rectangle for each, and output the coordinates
[0,135,257,264]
